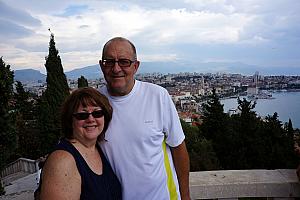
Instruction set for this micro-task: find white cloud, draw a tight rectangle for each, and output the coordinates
[0,1,41,26]
[60,51,100,72]
[0,0,299,72]
[95,7,255,45]
[0,43,47,73]
[139,53,179,62]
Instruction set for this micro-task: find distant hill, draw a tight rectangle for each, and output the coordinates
[14,65,102,83]
[14,62,299,83]
[65,65,101,80]
[14,69,46,82]
[140,61,300,76]
[138,61,258,75]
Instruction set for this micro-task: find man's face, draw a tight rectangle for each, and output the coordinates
[100,40,139,96]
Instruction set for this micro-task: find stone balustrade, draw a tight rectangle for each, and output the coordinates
[190,169,300,199]
[1,159,300,200]
[0,158,38,187]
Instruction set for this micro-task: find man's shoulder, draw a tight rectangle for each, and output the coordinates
[138,80,167,93]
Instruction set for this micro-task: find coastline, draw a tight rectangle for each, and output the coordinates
[221,91,300,129]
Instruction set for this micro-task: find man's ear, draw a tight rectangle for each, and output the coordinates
[133,60,140,73]
[99,60,105,72]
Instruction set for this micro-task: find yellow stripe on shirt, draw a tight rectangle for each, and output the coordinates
[162,139,178,200]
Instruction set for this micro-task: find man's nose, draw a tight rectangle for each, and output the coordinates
[111,61,122,73]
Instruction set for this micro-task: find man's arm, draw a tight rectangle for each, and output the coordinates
[171,141,191,200]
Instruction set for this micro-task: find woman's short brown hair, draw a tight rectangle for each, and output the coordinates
[61,87,112,141]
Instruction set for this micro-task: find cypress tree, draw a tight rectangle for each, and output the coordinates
[78,75,88,88]
[0,57,16,171]
[38,33,69,155]
[44,33,69,104]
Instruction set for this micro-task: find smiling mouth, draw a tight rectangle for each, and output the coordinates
[83,125,97,128]
[112,75,125,78]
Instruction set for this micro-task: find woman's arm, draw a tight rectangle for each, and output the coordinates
[40,150,81,200]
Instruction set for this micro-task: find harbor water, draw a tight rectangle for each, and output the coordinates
[221,91,300,129]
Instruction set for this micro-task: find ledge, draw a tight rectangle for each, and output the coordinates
[1,169,300,200]
[190,169,300,199]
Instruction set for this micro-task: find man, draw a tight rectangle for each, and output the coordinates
[99,37,190,200]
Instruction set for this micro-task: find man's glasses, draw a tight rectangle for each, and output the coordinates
[73,110,104,120]
[101,59,135,68]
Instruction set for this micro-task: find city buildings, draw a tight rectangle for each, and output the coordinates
[20,72,300,125]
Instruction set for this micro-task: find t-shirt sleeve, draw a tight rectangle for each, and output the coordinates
[162,89,185,147]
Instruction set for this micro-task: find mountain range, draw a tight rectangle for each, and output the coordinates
[14,61,299,82]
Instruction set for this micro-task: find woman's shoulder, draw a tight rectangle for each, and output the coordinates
[43,150,77,173]
[40,150,81,199]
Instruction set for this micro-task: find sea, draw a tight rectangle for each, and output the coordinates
[220,91,300,129]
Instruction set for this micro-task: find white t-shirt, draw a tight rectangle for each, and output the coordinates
[100,80,185,200]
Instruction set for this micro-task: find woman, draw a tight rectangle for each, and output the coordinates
[40,87,121,199]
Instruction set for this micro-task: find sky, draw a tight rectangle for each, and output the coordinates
[0,0,300,74]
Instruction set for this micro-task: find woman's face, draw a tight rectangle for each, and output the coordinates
[72,104,105,142]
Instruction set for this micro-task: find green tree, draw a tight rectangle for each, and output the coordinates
[285,118,294,137]
[181,120,219,171]
[237,97,256,118]
[38,33,69,155]
[0,57,16,171]
[229,97,262,169]
[228,99,297,169]
[263,113,297,168]
[78,75,88,88]
[14,81,30,113]
[14,81,40,159]
[201,88,227,141]
[285,119,294,157]
[200,88,230,169]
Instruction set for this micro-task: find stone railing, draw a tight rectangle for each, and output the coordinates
[0,158,38,186]
[1,167,300,199]
[190,169,300,199]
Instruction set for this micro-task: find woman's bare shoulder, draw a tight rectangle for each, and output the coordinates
[42,150,80,181]
[40,150,81,199]
[44,150,75,168]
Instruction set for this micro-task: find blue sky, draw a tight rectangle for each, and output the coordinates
[0,0,300,74]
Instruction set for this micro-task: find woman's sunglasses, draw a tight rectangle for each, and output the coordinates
[73,110,104,120]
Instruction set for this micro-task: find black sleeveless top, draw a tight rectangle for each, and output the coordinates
[55,139,122,200]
